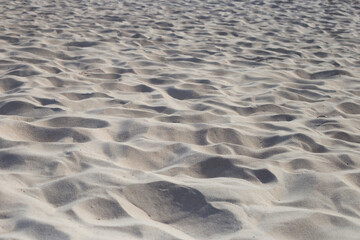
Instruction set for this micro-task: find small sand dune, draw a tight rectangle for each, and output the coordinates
[1,0,360,239]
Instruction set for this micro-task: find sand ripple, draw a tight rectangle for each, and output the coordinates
[1,0,360,239]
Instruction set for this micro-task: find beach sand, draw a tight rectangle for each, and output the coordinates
[0,0,360,239]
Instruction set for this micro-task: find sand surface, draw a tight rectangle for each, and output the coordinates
[1,0,360,239]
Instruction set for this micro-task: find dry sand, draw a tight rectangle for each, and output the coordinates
[1,0,360,239]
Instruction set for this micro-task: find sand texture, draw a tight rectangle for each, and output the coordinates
[1,0,360,239]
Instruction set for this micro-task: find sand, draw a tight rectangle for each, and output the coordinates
[0,0,360,239]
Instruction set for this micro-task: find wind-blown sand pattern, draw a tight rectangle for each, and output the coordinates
[1,0,360,239]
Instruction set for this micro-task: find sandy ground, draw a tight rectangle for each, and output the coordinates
[0,0,360,239]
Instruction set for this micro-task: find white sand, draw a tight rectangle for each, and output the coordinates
[1,0,360,239]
